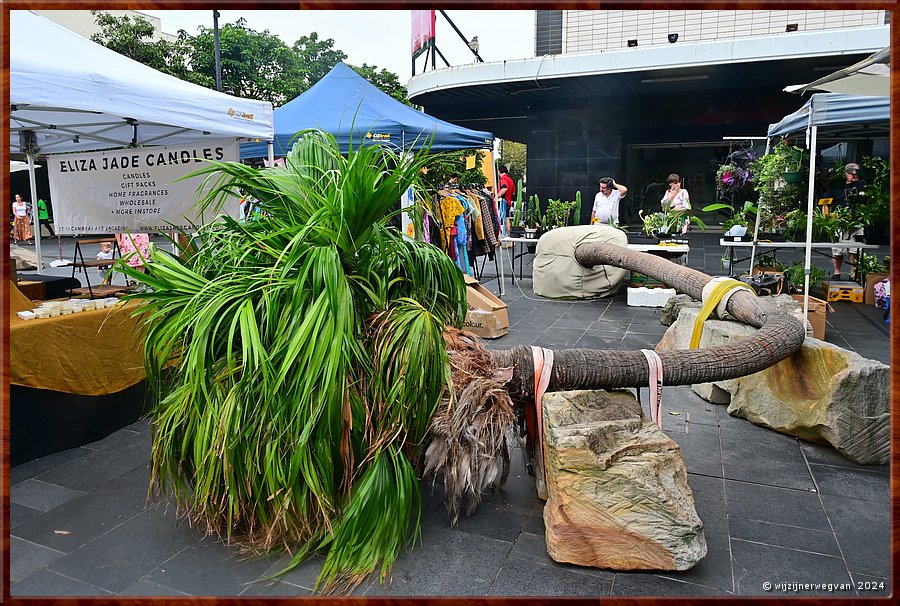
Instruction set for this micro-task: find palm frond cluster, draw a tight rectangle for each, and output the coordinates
[121,130,467,592]
[422,327,518,526]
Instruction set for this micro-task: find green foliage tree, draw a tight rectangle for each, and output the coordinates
[186,18,302,106]
[120,130,466,592]
[419,149,487,189]
[498,140,526,184]
[90,12,407,108]
[90,11,196,83]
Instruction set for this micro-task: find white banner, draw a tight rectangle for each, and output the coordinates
[47,139,238,234]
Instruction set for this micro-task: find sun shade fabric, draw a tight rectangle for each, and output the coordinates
[532,225,629,299]
[10,299,148,396]
[10,10,274,154]
[240,62,493,157]
[767,93,889,137]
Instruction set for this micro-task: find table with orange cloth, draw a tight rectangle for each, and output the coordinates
[9,281,153,464]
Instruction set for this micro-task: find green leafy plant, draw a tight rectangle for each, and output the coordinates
[525,194,542,229]
[754,254,785,271]
[543,198,577,229]
[701,200,757,232]
[784,259,829,293]
[855,251,889,284]
[639,208,704,236]
[751,140,807,218]
[119,129,467,593]
[858,156,889,225]
[780,208,843,243]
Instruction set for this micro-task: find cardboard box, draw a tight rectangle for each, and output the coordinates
[790,294,828,340]
[865,273,889,305]
[463,274,509,339]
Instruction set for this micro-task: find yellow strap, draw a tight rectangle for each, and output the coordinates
[690,279,754,349]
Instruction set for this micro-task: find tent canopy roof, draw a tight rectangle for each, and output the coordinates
[767,93,889,139]
[241,62,493,158]
[10,10,274,155]
[784,47,890,96]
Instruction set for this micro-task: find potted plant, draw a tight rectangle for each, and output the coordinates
[784,260,829,294]
[859,156,889,244]
[543,197,577,230]
[857,252,890,304]
[752,140,806,219]
[701,200,757,239]
[524,194,542,238]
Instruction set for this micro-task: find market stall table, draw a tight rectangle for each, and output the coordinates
[9,283,151,464]
[719,239,878,279]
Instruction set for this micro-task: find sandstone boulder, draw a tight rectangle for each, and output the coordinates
[657,307,890,465]
[660,294,697,326]
[542,389,707,571]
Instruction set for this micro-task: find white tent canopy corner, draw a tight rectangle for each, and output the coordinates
[10,10,275,273]
[783,47,890,97]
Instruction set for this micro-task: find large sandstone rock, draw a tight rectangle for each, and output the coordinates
[542,389,707,571]
[10,243,39,270]
[657,307,890,465]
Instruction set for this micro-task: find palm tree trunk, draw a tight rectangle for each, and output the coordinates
[490,243,806,400]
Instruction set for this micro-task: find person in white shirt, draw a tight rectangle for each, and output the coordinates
[590,177,628,225]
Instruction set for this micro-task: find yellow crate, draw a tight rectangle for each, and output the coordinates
[823,281,864,303]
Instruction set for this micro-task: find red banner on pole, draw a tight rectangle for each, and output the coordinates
[411,10,435,58]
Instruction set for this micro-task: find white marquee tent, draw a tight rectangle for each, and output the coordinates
[766,93,889,320]
[10,10,275,271]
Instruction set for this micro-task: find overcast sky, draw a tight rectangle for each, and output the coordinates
[143,10,535,80]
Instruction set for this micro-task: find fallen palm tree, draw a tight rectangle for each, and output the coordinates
[121,130,804,594]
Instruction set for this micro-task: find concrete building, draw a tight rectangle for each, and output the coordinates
[408,9,889,223]
[34,10,178,43]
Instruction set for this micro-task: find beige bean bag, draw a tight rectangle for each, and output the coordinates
[532,225,628,299]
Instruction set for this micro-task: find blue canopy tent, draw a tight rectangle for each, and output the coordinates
[241,62,493,158]
[765,93,889,320]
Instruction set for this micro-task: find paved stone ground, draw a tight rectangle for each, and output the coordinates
[9,232,891,597]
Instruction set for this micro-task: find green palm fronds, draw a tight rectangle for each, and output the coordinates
[120,130,466,591]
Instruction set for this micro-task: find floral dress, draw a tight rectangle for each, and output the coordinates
[12,201,32,242]
[115,233,151,271]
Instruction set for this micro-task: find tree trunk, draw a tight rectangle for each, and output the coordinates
[490,243,806,401]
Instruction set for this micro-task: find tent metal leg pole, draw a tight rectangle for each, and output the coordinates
[27,153,44,274]
[267,141,275,167]
[802,124,818,322]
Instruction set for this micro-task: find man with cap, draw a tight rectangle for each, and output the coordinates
[826,162,867,280]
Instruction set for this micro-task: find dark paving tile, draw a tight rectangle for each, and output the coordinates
[10,447,94,485]
[822,494,890,578]
[728,518,840,556]
[488,557,613,596]
[809,464,889,503]
[362,526,511,596]
[551,313,600,329]
[849,573,891,596]
[507,531,552,565]
[12,466,152,554]
[81,426,149,453]
[532,328,585,348]
[245,579,314,597]
[12,569,116,596]
[36,440,151,492]
[798,440,888,471]
[647,544,734,593]
[664,386,719,427]
[731,539,853,596]
[686,475,729,551]
[720,429,813,491]
[611,572,727,596]
[521,507,545,536]
[10,502,44,529]
[47,508,201,593]
[663,423,722,478]
[574,334,621,349]
[145,536,275,596]
[724,480,830,531]
[118,579,192,596]
[427,498,530,544]
[253,554,325,594]
[486,330,541,348]
[10,479,85,512]
[10,537,66,583]
[618,333,662,350]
